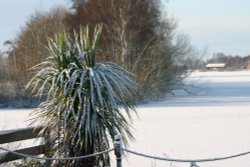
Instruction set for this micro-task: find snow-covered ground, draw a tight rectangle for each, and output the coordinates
[1,71,250,167]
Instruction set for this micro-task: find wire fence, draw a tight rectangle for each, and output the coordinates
[123,148,250,163]
[123,149,250,167]
[0,147,114,161]
[1,133,250,167]
[1,144,250,167]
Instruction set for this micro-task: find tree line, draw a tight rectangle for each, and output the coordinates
[200,53,250,71]
[0,0,197,107]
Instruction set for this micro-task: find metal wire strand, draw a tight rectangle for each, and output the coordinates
[0,147,114,161]
[123,148,250,163]
[1,146,250,164]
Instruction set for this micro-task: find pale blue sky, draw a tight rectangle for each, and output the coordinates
[165,0,250,57]
[0,0,69,50]
[0,0,250,57]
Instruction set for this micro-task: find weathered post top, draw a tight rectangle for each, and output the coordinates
[114,133,123,167]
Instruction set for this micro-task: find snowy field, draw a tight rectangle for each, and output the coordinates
[1,71,250,167]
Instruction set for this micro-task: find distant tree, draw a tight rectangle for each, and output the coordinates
[8,7,67,85]
[3,40,19,81]
[7,0,197,104]
[0,53,18,101]
[207,53,246,71]
[0,55,7,81]
[65,0,196,101]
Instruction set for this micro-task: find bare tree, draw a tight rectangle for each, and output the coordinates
[66,0,196,100]
[8,7,67,85]
[5,0,197,104]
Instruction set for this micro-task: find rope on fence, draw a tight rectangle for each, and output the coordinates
[123,148,250,163]
[0,147,114,161]
[2,145,250,165]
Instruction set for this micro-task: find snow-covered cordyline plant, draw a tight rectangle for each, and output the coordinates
[27,25,137,167]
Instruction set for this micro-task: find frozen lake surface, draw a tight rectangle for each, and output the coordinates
[1,71,250,167]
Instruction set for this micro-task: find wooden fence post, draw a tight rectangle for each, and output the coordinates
[114,134,123,167]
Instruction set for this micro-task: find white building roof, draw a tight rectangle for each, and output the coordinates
[206,63,226,68]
